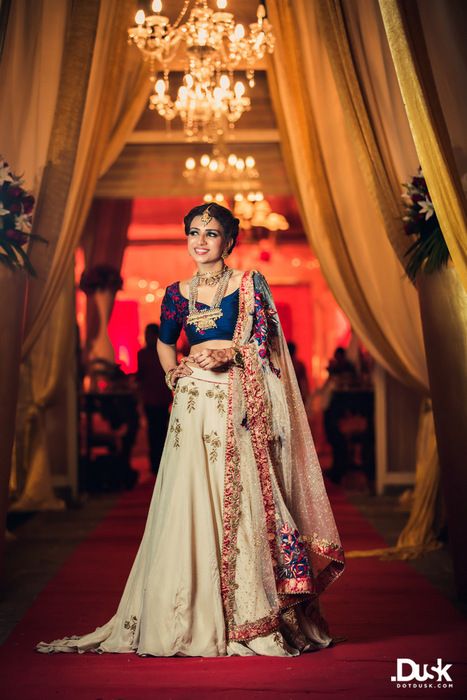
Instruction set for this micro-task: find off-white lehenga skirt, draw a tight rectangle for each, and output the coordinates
[37,365,332,657]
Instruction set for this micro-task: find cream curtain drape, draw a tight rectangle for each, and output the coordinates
[267,0,427,390]
[340,0,419,195]
[23,0,149,356]
[378,0,467,595]
[11,0,150,510]
[337,0,444,556]
[315,0,409,261]
[0,0,69,549]
[267,0,443,559]
[0,0,68,189]
[10,267,76,511]
[379,0,467,291]
[338,0,447,557]
[416,0,467,191]
[9,0,100,510]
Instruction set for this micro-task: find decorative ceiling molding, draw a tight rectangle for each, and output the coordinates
[127,128,279,144]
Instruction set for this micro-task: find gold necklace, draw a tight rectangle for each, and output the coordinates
[187,266,233,332]
[196,264,226,287]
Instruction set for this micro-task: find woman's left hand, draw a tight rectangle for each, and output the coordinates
[187,348,233,370]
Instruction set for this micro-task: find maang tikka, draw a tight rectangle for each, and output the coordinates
[200,205,213,226]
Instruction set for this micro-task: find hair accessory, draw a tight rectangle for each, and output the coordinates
[200,205,213,225]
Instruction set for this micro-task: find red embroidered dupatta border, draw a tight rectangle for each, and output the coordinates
[221,271,345,642]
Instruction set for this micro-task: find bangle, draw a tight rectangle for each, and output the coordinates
[231,345,244,368]
[165,367,176,391]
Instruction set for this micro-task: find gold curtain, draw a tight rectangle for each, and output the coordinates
[319,0,445,558]
[10,269,75,511]
[23,0,148,356]
[267,0,444,559]
[0,0,69,190]
[376,0,467,584]
[415,0,467,192]
[315,0,408,260]
[348,400,443,559]
[378,0,467,291]
[0,0,69,544]
[9,0,100,509]
[267,0,426,391]
[12,0,150,509]
[340,0,419,193]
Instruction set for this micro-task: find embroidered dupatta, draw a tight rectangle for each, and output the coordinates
[222,270,345,642]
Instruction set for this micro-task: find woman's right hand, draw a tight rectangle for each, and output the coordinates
[170,358,193,387]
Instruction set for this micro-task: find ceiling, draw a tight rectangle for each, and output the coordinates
[96,2,293,201]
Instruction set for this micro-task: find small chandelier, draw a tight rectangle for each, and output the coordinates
[233,193,290,232]
[128,0,275,140]
[152,73,250,141]
[183,148,260,187]
[203,192,290,233]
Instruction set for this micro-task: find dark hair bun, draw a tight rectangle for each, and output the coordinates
[183,203,240,254]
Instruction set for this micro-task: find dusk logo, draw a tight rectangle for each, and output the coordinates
[391,658,453,689]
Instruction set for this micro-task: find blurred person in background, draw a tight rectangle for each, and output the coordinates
[137,323,172,477]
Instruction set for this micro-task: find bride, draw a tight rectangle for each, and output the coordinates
[37,202,345,657]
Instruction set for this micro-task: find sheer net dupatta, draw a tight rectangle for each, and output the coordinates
[222,270,345,643]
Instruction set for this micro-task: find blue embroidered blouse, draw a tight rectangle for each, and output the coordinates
[159,281,240,346]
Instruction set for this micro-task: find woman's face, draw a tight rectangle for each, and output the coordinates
[186,214,227,264]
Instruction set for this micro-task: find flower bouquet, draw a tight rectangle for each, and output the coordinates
[0,157,45,275]
[79,265,123,369]
[402,167,450,282]
[79,265,123,295]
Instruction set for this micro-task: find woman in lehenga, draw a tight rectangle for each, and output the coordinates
[37,202,345,658]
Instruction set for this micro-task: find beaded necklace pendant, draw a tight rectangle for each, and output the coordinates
[186,267,233,332]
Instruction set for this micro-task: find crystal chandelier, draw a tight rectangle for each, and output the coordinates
[233,193,290,232]
[128,0,275,140]
[183,148,260,189]
[202,192,289,233]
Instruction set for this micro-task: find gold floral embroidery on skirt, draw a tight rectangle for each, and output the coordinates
[203,430,222,462]
[170,418,182,448]
[178,381,199,413]
[123,615,137,645]
[205,384,227,414]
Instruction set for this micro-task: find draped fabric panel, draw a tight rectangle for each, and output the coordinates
[267,0,427,392]
[341,0,419,194]
[81,198,133,350]
[413,3,467,577]
[9,0,100,510]
[99,63,151,178]
[339,0,440,558]
[266,0,447,559]
[317,0,440,558]
[378,0,467,291]
[12,1,149,509]
[316,0,408,261]
[377,0,467,587]
[10,268,76,511]
[23,0,146,357]
[0,0,68,190]
[0,0,69,546]
[416,0,467,191]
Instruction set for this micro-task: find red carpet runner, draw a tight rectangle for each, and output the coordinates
[1,477,466,699]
